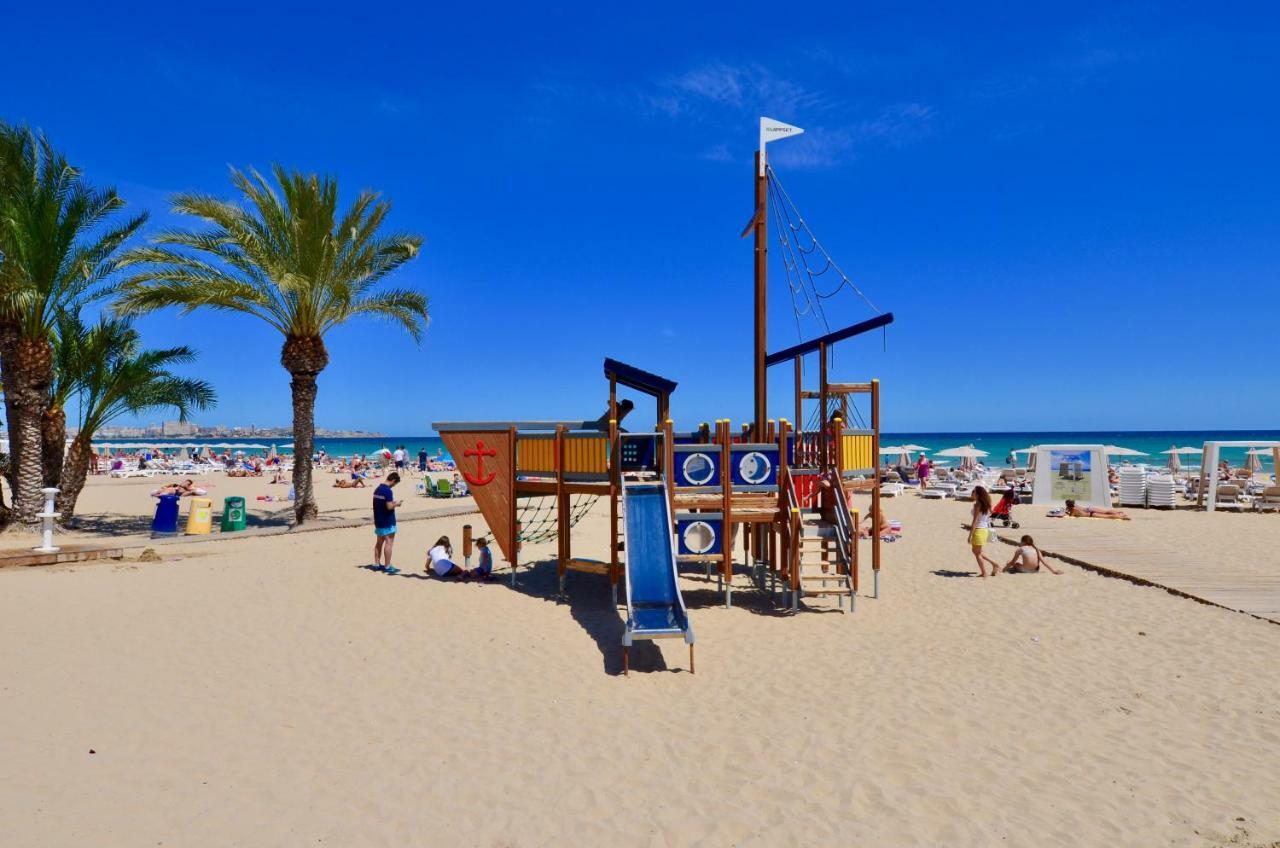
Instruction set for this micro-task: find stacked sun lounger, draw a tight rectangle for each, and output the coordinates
[1118,467,1147,507]
[1146,474,1177,508]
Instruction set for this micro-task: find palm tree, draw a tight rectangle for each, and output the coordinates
[116,165,426,523]
[0,124,146,525]
[43,313,82,489]
[55,314,215,519]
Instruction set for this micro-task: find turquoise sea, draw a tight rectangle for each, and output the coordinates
[97,429,1280,472]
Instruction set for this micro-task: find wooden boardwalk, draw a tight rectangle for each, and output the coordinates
[0,543,124,568]
[988,522,1280,625]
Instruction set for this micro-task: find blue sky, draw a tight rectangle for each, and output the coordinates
[2,2,1277,433]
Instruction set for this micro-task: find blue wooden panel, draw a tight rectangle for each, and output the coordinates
[730,446,779,487]
[676,515,723,556]
[673,447,720,488]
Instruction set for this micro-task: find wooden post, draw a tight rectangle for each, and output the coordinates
[509,426,519,584]
[609,417,620,598]
[793,355,803,440]
[663,419,675,521]
[871,379,882,593]
[754,150,768,444]
[818,342,829,472]
[777,418,791,585]
[462,524,473,570]
[555,425,568,577]
[719,420,733,607]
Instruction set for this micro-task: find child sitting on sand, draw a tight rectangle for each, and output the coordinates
[472,537,493,579]
[1002,535,1063,574]
[426,535,464,578]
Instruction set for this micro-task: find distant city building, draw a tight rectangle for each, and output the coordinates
[162,420,199,437]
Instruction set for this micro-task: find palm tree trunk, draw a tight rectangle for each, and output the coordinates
[290,371,320,523]
[282,336,328,525]
[0,319,22,506]
[41,403,66,488]
[11,338,54,527]
[56,432,93,519]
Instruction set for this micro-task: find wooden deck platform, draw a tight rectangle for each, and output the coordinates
[987,521,1280,624]
[0,543,125,568]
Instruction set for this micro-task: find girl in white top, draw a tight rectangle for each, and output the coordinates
[969,486,1002,578]
[426,535,463,578]
[1002,535,1063,574]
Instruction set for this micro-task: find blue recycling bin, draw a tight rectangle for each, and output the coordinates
[151,493,181,537]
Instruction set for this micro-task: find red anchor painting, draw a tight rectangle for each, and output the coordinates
[462,440,497,486]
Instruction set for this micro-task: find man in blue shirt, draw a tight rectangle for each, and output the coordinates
[373,472,402,573]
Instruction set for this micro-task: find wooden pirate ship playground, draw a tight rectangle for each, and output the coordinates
[435,119,895,672]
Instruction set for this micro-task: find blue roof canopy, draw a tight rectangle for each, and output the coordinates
[603,358,678,397]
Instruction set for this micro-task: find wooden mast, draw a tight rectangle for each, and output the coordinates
[753,149,768,440]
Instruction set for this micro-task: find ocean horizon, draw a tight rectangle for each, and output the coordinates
[94,428,1280,469]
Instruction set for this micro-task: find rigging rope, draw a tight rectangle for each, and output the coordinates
[767,165,883,314]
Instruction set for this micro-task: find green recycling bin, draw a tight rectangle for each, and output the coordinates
[221,496,247,532]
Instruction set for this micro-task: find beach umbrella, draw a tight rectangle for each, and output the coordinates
[178,447,190,462]
[899,444,930,453]
[1104,445,1148,457]
[935,444,988,472]
[1161,445,1199,474]
[268,444,278,460]
[878,445,905,455]
[1244,448,1263,473]
[934,445,989,458]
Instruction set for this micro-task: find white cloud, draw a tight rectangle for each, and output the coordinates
[698,143,735,163]
[661,62,827,116]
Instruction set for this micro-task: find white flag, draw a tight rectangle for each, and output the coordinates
[759,117,804,173]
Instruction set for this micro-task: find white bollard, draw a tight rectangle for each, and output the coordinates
[34,487,61,553]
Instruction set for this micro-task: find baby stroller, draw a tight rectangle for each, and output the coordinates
[991,486,1020,528]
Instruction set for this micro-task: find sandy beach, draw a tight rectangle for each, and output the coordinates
[2,478,1278,847]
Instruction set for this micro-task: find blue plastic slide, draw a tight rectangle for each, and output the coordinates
[622,480,694,674]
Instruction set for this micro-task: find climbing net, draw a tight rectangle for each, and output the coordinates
[515,494,599,544]
[804,395,869,432]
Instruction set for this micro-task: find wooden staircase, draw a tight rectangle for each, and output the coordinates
[794,508,855,611]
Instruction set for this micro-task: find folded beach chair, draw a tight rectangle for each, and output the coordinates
[1146,475,1177,509]
[433,478,453,498]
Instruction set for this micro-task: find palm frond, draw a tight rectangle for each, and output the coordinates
[118,163,427,346]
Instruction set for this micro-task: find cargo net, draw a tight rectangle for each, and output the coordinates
[515,494,599,544]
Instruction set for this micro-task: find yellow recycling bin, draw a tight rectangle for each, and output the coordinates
[186,497,213,535]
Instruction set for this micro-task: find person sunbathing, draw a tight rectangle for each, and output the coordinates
[333,477,366,488]
[1002,535,1063,574]
[1064,499,1131,520]
[153,479,201,497]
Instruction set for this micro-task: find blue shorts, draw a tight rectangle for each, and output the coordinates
[375,525,397,537]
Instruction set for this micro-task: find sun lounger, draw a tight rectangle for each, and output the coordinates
[880,482,905,497]
[1215,484,1245,509]
[1254,486,1280,512]
[433,478,453,498]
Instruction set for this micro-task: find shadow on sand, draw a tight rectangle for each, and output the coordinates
[357,559,670,675]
